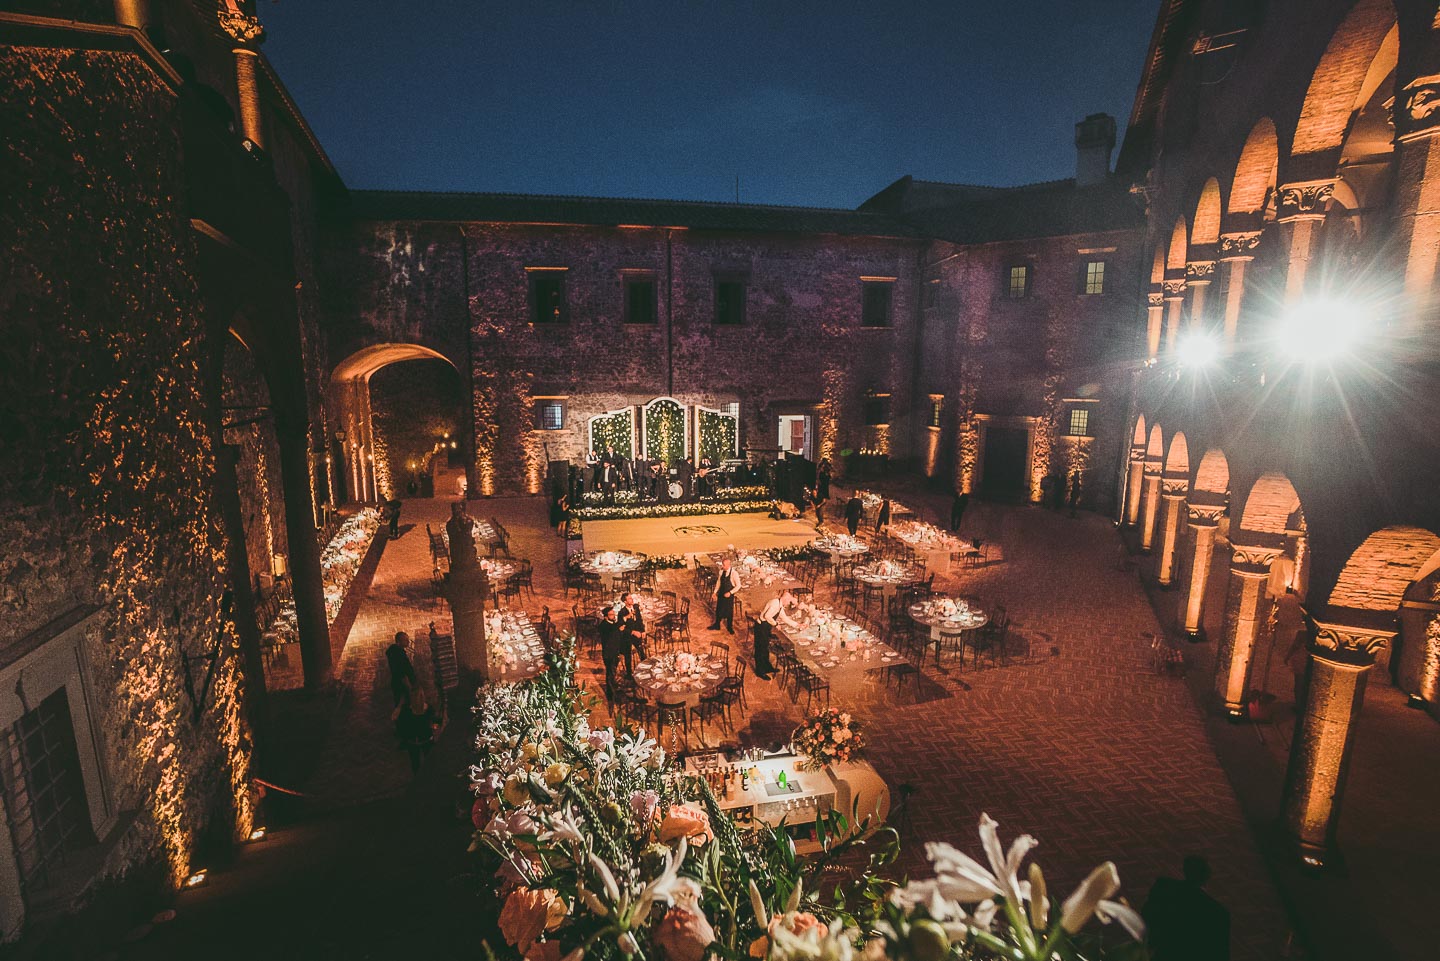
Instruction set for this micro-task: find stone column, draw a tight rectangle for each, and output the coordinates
[1213,543,1281,717]
[1393,77,1440,334]
[1185,259,1215,331]
[444,511,492,678]
[114,0,151,29]
[1155,479,1188,587]
[1217,231,1260,349]
[1282,612,1395,866]
[275,417,332,689]
[1177,504,1225,638]
[1162,274,1186,354]
[1138,463,1162,552]
[218,6,267,149]
[1276,180,1336,302]
[1124,447,1146,526]
[1145,290,1164,360]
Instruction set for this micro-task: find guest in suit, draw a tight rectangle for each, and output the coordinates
[621,592,648,669]
[876,497,892,531]
[1142,856,1230,961]
[385,631,417,707]
[817,459,832,503]
[708,558,741,634]
[599,605,625,702]
[599,458,618,506]
[950,491,969,532]
[394,684,440,775]
[585,448,601,492]
[844,495,863,536]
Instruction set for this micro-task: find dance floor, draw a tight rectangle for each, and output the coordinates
[581,510,821,556]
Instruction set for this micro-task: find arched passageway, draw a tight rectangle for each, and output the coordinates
[328,344,469,505]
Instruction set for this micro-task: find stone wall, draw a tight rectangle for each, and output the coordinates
[369,358,466,498]
[0,46,251,920]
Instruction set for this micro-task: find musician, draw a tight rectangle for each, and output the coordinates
[599,457,618,506]
[754,589,800,680]
[585,448,600,492]
[707,557,740,634]
[675,457,694,502]
[635,456,652,501]
[697,455,716,497]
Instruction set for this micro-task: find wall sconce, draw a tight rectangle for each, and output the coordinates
[271,554,288,579]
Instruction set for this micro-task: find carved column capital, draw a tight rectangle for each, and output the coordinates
[1129,446,1147,463]
[219,3,265,46]
[1186,503,1226,525]
[1185,260,1217,284]
[1277,180,1335,222]
[1161,277,1187,299]
[1219,231,1262,260]
[1161,477,1189,496]
[1396,74,1440,144]
[1231,542,1282,575]
[1147,291,1165,308]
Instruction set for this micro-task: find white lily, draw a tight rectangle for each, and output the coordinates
[1060,861,1145,940]
[541,807,586,844]
[748,878,770,929]
[977,813,1037,906]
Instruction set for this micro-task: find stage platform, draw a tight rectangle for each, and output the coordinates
[581,511,820,557]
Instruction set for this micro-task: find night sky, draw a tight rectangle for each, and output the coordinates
[261,0,1158,208]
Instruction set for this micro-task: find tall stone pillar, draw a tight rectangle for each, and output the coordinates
[114,0,151,29]
[1124,447,1146,526]
[1276,180,1336,302]
[1177,503,1225,638]
[1213,543,1281,717]
[1393,76,1440,335]
[1282,610,1395,866]
[1155,480,1188,587]
[1218,231,1260,349]
[444,506,492,679]
[1145,291,1164,360]
[1138,463,1162,552]
[218,5,267,149]
[1185,258,1215,331]
[1162,273,1186,353]
[275,417,332,689]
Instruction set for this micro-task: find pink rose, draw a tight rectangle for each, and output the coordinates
[658,803,712,846]
[652,904,716,961]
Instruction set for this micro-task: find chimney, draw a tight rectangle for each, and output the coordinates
[1075,113,1116,187]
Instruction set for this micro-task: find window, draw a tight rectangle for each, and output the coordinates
[623,276,657,325]
[1007,265,1030,299]
[714,278,746,326]
[0,688,95,895]
[533,399,566,431]
[723,402,740,419]
[861,281,893,327]
[1068,408,1091,437]
[529,270,568,324]
[929,396,944,429]
[863,394,890,426]
[1083,260,1106,295]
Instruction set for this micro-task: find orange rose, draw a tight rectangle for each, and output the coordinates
[652,904,716,961]
[658,803,712,846]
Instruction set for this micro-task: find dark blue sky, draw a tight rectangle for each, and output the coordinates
[261,0,1158,208]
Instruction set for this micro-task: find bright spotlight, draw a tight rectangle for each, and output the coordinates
[1176,330,1220,368]
[1274,298,1366,364]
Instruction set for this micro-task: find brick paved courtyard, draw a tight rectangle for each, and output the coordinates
[122,490,1304,960]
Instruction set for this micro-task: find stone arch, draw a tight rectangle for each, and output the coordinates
[1192,180,1223,246]
[1229,118,1279,216]
[1238,471,1304,540]
[1132,414,1149,446]
[1292,0,1398,166]
[1328,526,1440,613]
[1166,217,1189,270]
[1146,423,1165,459]
[1193,449,1230,496]
[1164,431,1191,477]
[329,344,467,503]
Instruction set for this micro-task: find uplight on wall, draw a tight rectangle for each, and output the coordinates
[1176,330,1220,369]
[1273,297,1367,364]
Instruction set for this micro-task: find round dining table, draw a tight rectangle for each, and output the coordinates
[631,652,728,707]
[908,597,989,643]
[582,550,646,590]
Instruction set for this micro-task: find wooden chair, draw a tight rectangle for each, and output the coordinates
[655,699,691,753]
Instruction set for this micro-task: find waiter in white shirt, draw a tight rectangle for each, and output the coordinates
[707,557,741,634]
[754,589,799,680]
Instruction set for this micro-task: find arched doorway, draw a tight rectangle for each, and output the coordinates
[328,344,467,504]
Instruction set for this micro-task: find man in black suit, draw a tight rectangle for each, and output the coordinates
[599,605,625,703]
[844,494,863,536]
[385,631,417,707]
[1141,856,1230,961]
[621,592,648,669]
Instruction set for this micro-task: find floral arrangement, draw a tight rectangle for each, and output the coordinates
[791,709,866,772]
[697,407,739,464]
[815,533,868,553]
[640,555,688,573]
[576,499,776,521]
[889,521,961,552]
[756,544,826,564]
[770,500,800,520]
[467,656,1145,961]
[265,507,380,646]
[643,399,687,463]
[673,651,697,675]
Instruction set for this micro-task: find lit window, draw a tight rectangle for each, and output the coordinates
[1084,261,1106,295]
[1068,408,1090,437]
[534,400,566,430]
[715,278,746,325]
[1007,265,1029,299]
[623,276,657,324]
[723,402,740,419]
[929,396,944,429]
[529,270,567,324]
[861,281,893,327]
